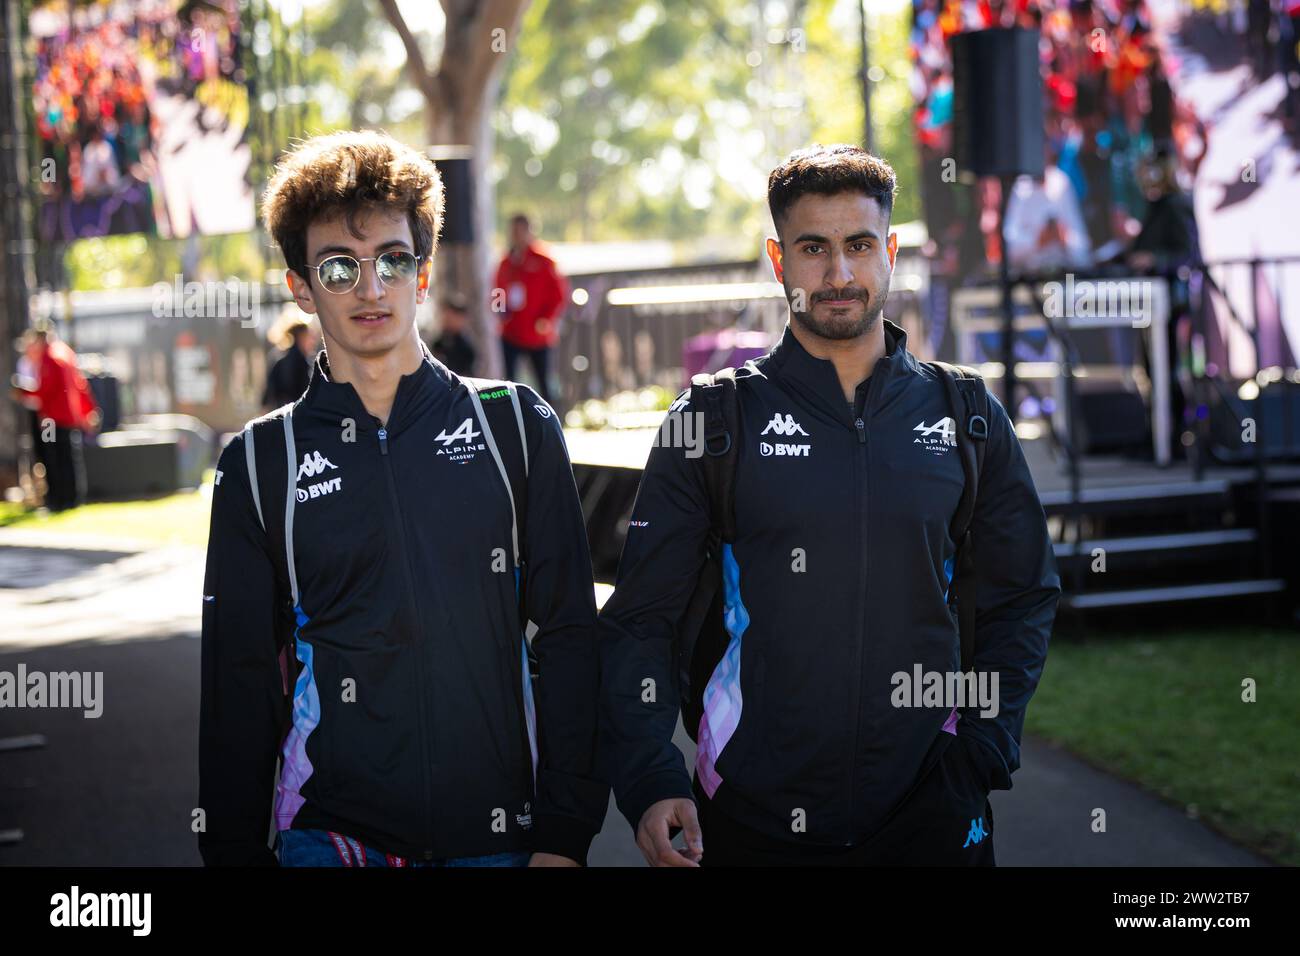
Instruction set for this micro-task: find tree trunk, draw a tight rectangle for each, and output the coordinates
[376,0,528,379]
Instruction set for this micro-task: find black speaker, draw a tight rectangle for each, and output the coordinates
[951,28,1045,179]
[431,154,475,244]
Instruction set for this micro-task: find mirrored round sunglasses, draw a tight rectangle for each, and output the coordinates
[306,251,423,294]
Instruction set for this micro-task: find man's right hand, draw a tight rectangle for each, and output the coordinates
[636,798,703,867]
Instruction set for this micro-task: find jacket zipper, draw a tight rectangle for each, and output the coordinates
[377,424,437,860]
[847,371,883,843]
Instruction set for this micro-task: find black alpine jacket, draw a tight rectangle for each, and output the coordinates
[599,320,1059,846]
[199,346,606,864]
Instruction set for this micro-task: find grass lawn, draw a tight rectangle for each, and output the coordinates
[0,471,214,548]
[1027,627,1300,865]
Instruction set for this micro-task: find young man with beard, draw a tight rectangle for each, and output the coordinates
[199,130,605,867]
[599,144,1059,866]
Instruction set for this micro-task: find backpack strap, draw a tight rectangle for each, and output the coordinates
[463,377,530,569]
[464,377,539,778]
[928,361,990,673]
[675,369,741,729]
[240,405,299,700]
[693,368,740,543]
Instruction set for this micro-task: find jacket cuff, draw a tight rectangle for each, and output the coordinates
[618,769,695,833]
[529,813,599,865]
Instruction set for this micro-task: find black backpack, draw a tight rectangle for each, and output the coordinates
[674,361,991,742]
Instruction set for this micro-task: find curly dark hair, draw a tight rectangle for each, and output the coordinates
[768,144,897,235]
[261,129,444,282]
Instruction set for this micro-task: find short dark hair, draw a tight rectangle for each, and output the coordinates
[262,129,444,281]
[509,213,530,230]
[767,144,897,234]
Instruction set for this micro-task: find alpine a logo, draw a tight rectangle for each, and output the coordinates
[436,417,487,463]
[761,412,809,437]
[914,416,957,455]
[296,451,342,502]
[436,418,481,446]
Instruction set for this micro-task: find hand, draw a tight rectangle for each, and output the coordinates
[636,798,703,867]
[528,852,580,867]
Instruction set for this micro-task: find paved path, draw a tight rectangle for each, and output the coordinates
[0,534,1268,866]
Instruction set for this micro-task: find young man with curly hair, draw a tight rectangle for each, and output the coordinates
[198,130,605,867]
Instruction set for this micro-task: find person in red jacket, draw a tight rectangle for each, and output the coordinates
[10,325,98,511]
[494,213,568,406]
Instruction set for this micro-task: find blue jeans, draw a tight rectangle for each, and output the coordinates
[275,829,531,868]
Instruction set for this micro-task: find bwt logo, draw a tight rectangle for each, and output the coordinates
[297,451,338,481]
[297,477,342,502]
[760,442,810,457]
[761,413,809,437]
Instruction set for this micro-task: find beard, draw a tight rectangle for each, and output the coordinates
[787,280,889,341]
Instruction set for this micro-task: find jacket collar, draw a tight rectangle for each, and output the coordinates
[764,318,917,420]
[300,340,454,428]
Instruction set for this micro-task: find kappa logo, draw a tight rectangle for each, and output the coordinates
[296,451,342,503]
[761,412,809,437]
[296,450,338,481]
[760,411,811,456]
[435,417,487,462]
[914,417,957,455]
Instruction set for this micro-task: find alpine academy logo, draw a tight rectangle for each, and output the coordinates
[436,417,487,463]
[761,412,809,437]
[914,417,957,455]
[296,451,342,502]
[436,418,481,446]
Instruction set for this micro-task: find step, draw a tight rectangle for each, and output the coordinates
[1041,479,1231,514]
[1054,528,1258,560]
[1062,579,1287,611]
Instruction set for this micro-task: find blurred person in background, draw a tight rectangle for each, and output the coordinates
[494,213,567,406]
[261,310,320,411]
[429,294,477,376]
[9,323,99,512]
